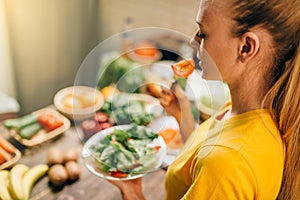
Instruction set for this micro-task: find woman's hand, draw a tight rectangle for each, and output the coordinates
[159,82,189,121]
[108,178,145,200]
[159,82,196,141]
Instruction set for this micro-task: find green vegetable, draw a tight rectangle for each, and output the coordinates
[190,104,200,122]
[90,125,159,176]
[4,114,38,130]
[102,93,154,125]
[97,54,144,93]
[177,78,187,89]
[19,123,42,139]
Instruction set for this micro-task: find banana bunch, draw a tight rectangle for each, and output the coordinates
[0,164,49,200]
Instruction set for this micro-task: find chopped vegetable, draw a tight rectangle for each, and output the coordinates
[111,170,128,178]
[0,146,12,164]
[99,122,112,129]
[101,93,154,125]
[0,135,15,154]
[38,114,63,131]
[94,112,109,123]
[133,41,159,57]
[3,114,38,130]
[159,128,178,145]
[19,123,42,139]
[4,112,65,140]
[171,59,195,78]
[97,54,144,93]
[89,125,160,178]
[81,119,102,139]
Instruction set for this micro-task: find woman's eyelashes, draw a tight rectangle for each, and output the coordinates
[196,31,206,39]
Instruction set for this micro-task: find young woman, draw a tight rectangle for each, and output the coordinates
[110,0,300,199]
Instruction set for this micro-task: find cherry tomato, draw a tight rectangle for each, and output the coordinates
[94,112,109,122]
[171,59,195,78]
[111,170,128,178]
[99,122,112,129]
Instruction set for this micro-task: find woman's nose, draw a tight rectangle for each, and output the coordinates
[190,32,200,49]
[190,38,199,49]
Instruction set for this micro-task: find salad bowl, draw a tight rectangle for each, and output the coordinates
[81,124,167,180]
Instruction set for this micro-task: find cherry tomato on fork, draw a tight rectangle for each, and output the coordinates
[171,59,195,78]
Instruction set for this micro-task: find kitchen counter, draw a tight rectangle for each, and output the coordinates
[1,125,167,200]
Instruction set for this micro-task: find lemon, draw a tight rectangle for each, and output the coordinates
[100,85,120,100]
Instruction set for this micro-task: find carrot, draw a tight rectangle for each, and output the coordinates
[0,134,15,154]
[159,128,179,145]
[0,146,12,163]
[0,151,5,165]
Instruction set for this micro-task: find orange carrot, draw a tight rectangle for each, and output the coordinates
[0,134,15,154]
[0,151,5,165]
[159,128,179,145]
[0,146,12,163]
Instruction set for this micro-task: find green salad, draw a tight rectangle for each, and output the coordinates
[97,53,144,93]
[101,93,155,125]
[89,125,161,178]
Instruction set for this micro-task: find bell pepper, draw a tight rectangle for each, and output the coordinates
[38,114,63,131]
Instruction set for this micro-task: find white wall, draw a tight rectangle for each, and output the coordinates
[3,0,199,114]
[4,0,99,114]
[98,0,199,40]
[0,0,16,98]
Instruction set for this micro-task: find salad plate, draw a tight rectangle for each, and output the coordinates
[81,124,167,180]
[101,93,164,126]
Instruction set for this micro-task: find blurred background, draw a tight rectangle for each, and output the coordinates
[0,0,198,114]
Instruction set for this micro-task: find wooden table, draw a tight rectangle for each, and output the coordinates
[2,125,167,200]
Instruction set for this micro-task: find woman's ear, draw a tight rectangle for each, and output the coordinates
[238,32,260,63]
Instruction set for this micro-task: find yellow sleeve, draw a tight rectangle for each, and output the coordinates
[181,146,257,200]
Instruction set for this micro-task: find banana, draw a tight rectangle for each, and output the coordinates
[23,164,49,200]
[9,164,29,200]
[0,170,13,200]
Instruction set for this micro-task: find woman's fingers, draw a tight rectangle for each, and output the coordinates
[172,83,187,99]
[159,88,175,106]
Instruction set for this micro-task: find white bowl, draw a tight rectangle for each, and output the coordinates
[54,86,104,120]
[81,124,167,180]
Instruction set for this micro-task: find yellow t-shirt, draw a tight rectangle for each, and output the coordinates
[165,109,284,200]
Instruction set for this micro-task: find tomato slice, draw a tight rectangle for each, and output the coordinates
[133,41,158,57]
[111,170,128,178]
[153,145,161,153]
[38,114,63,131]
[171,59,195,78]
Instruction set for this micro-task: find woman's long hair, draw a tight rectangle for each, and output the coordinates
[231,0,300,199]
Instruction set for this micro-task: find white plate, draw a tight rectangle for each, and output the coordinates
[81,124,166,180]
[148,116,183,156]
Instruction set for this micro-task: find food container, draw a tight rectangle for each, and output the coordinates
[127,41,162,64]
[5,107,71,147]
[195,82,231,121]
[54,86,104,121]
